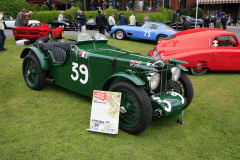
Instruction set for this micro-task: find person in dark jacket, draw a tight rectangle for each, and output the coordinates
[120,13,128,25]
[90,0,96,11]
[75,10,86,32]
[180,15,191,31]
[203,15,210,27]
[118,11,122,25]
[96,11,107,35]
[221,14,227,30]
[66,12,72,21]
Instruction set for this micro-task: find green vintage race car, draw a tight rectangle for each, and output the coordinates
[20,33,193,135]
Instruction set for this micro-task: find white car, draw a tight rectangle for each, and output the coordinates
[3,17,40,29]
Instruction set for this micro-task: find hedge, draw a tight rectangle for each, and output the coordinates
[31,7,176,24]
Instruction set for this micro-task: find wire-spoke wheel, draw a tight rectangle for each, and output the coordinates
[115,30,126,40]
[23,53,46,90]
[109,81,152,135]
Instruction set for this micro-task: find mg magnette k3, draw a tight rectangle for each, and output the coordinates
[20,33,193,135]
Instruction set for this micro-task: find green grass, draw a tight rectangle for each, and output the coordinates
[0,37,240,159]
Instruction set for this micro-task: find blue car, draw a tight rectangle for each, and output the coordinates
[111,21,177,43]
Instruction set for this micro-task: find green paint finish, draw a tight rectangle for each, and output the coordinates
[150,92,186,118]
[21,46,49,70]
[118,89,141,128]
[21,38,192,120]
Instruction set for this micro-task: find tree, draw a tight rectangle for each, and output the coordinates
[0,0,30,18]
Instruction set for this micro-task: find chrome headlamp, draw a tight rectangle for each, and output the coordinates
[152,47,158,57]
[171,67,181,81]
[148,72,160,90]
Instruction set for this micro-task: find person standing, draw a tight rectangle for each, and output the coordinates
[58,11,64,21]
[23,11,33,27]
[203,15,210,27]
[0,11,6,51]
[213,15,217,28]
[97,0,102,11]
[46,0,52,11]
[144,0,149,10]
[108,13,116,37]
[126,1,132,11]
[221,14,227,30]
[90,0,96,11]
[78,11,86,32]
[102,0,106,10]
[14,9,27,27]
[66,12,72,21]
[139,0,143,11]
[180,15,191,31]
[96,11,107,35]
[118,11,122,25]
[129,14,136,25]
[120,13,128,25]
[143,14,149,22]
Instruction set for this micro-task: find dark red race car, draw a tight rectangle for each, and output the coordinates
[13,23,64,41]
[148,28,240,75]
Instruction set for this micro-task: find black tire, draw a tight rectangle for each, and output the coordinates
[59,31,64,38]
[115,29,126,40]
[156,35,167,43]
[190,67,208,76]
[109,81,152,135]
[168,73,193,110]
[48,32,52,39]
[22,53,46,90]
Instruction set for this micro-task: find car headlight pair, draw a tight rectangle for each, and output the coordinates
[148,72,160,91]
[171,67,181,81]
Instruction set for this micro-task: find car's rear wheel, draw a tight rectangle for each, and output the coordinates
[109,81,152,135]
[23,53,46,90]
[156,35,167,43]
[59,31,64,38]
[115,30,126,40]
[190,67,208,76]
[48,32,52,38]
[168,73,193,110]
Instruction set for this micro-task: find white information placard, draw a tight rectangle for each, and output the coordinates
[87,90,121,134]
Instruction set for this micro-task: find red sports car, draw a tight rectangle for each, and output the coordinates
[13,23,64,41]
[148,28,240,75]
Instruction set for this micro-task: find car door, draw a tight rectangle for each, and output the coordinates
[136,23,157,40]
[212,35,240,70]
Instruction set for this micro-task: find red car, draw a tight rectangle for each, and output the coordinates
[13,23,64,41]
[148,28,240,75]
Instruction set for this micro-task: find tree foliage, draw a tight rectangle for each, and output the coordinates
[77,1,84,10]
[0,0,30,18]
[191,7,204,19]
[40,5,49,11]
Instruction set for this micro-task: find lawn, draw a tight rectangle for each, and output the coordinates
[0,37,240,160]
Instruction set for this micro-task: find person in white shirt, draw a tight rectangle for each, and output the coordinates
[139,0,143,11]
[58,11,64,21]
[108,13,116,37]
[129,14,136,26]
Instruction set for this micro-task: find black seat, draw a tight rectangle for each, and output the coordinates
[49,46,67,64]
[37,42,75,51]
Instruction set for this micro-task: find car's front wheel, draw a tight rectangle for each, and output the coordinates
[168,73,193,110]
[115,30,126,40]
[109,81,152,135]
[190,67,208,76]
[48,32,52,38]
[59,31,64,38]
[156,35,167,43]
[23,53,46,90]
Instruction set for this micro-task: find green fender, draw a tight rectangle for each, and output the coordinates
[102,72,145,90]
[20,46,49,70]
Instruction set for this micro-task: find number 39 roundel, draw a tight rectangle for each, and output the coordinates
[71,62,89,84]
